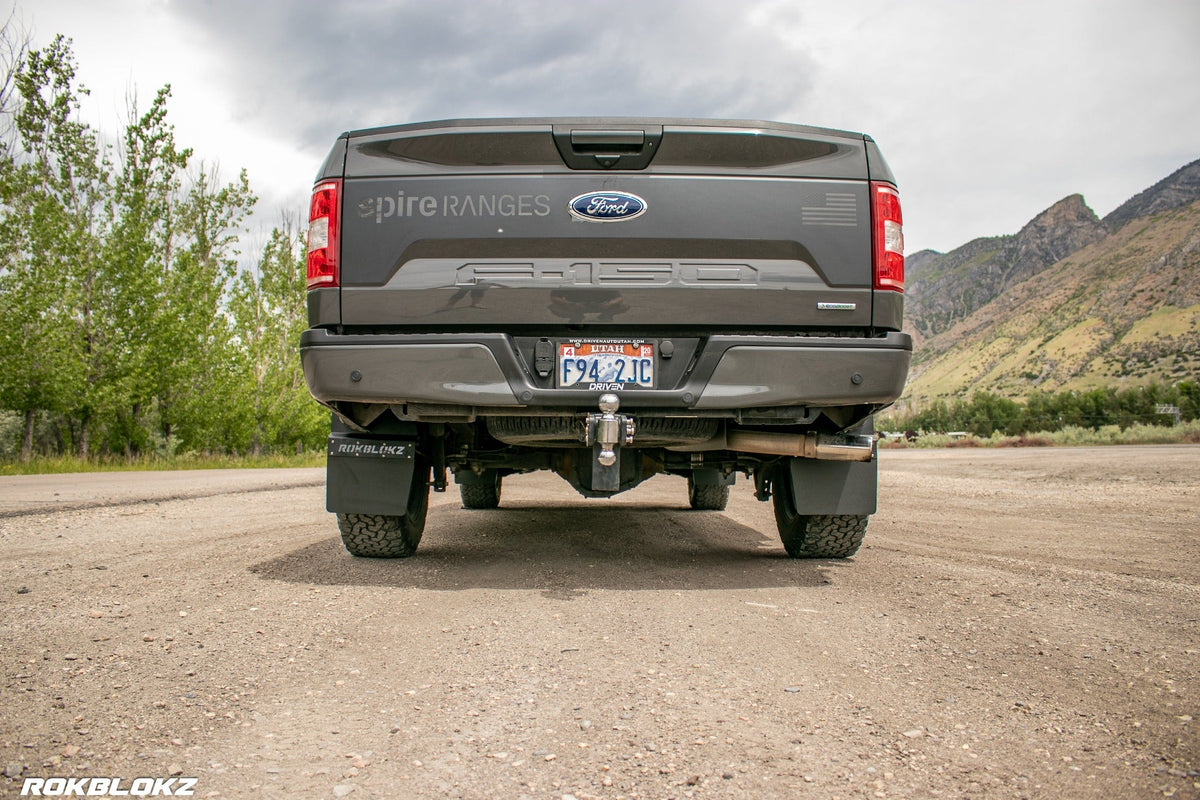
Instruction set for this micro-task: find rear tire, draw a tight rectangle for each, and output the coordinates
[687,476,729,511]
[337,461,430,558]
[459,471,502,509]
[772,467,867,558]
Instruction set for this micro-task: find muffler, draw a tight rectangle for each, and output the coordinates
[725,429,875,462]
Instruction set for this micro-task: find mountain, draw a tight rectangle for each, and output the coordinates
[905,194,1108,340]
[1102,159,1200,231]
[901,159,1200,407]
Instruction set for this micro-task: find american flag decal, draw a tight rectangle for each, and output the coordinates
[801,192,859,227]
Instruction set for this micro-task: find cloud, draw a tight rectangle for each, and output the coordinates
[32,0,1198,252]
[170,0,820,152]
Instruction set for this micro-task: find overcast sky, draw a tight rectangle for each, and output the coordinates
[18,0,1200,254]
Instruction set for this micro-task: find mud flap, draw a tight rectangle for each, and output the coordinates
[326,433,417,515]
[785,457,877,515]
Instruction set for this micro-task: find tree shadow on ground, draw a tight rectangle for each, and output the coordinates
[251,503,852,596]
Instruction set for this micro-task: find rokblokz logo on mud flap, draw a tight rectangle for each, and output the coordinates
[21,776,197,796]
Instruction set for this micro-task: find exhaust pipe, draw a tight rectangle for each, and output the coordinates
[725,429,875,462]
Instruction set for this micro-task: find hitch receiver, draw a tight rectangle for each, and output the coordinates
[585,393,636,491]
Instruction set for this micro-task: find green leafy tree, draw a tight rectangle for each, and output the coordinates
[100,86,192,455]
[0,34,344,461]
[0,35,109,458]
[1177,380,1200,422]
[1020,390,1054,434]
[0,157,76,458]
[166,166,257,452]
[228,226,327,455]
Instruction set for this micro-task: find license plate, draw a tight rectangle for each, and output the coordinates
[558,341,655,389]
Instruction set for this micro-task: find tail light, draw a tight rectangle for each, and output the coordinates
[871,181,904,292]
[307,180,341,289]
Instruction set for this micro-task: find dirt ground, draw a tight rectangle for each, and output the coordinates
[1,446,1197,799]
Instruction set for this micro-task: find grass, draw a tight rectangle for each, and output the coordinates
[0,450,325,476]
[881,421,1200,450]
[1119,304,1200,344]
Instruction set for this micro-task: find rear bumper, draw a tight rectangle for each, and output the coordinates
[300,329,911,411]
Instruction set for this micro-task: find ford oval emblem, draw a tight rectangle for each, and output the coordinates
[568,191,648,223]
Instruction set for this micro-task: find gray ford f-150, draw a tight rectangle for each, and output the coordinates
[301,118,910,559]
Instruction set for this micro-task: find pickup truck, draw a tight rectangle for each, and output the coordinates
[301,118,910,559]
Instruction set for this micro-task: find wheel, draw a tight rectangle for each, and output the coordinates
[687,475,729,510]
[459,470,502,509]
[771,467,867,558]
[337,461,430,558]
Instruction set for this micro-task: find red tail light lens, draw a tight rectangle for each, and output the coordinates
[871,181,904,292]
[307,180,341,289]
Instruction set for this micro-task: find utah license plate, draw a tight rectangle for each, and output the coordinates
[558,341,655,389]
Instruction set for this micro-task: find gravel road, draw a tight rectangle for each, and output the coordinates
[1,446,1198,799]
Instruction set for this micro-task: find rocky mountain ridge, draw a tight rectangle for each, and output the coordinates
[901,158,1200,406]
[1102,158,1200,231]
[906,194,1110,340]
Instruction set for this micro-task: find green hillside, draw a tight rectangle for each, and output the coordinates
[902,199,1200,409]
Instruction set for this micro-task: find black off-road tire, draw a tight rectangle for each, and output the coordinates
[337,463,430,558]
[459,471,502,509]
[687,476,730,511]
[772,468,867,558]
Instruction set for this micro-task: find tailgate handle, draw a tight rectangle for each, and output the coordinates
[553,124,662,170]
[570,130,646,150]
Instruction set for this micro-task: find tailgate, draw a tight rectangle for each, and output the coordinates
[337,120,875,330]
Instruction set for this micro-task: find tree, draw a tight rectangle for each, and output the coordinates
[97,86,192,455]
[0,34,329,460]
[0,35,109,458]
[228,225,327,455]
[165,165,256,451]
[0,11,29,149]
